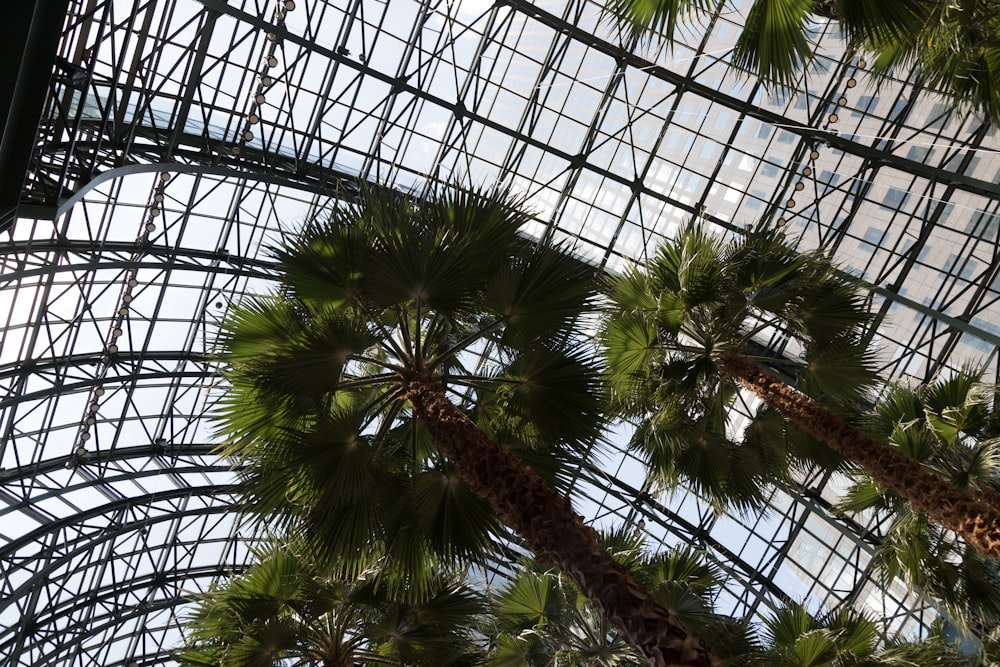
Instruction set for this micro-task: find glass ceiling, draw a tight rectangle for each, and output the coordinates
[2,0,999,664]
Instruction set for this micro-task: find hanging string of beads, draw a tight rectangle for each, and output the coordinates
[68,172,171,468]
[232,0,295,156]
[777,57,866,227]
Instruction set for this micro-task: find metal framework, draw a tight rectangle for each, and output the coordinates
[1,0,998,664]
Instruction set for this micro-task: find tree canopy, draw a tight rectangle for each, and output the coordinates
[605,0,1000,124]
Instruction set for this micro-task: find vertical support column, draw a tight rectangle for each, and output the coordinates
[0,0,73,231]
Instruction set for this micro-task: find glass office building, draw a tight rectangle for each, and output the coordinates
[2,0,998,664]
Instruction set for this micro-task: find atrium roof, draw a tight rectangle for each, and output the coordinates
[2,0,998,665]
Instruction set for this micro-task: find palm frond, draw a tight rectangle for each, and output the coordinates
[963,438,1000,489]
[487,632,547,667]
[726,225,810,314]
[739,407,796,484]
[786,272,874,344]
[645,546,723,598]
[837,474,896,514]
[651,225,727,310]
[602,0,711,45]
[834,0,934,44]
[600,315,661,398]
[875,637,968,667]
[820,605,878,656]
[220,296,384,401]
[762,603,819,650]
[487,344,606,453]
[599,526,649,574]
[272,211,370,309]
[495,569,564,629]
[922,366,992,444]
[634,412,777,515]
[731,0,815,90]
[180,544,486,667]
[486,241,599,347]
[859,0,1000,124]
[796,334,879,405]
[755,599,969,667]
[863,383,925,439]
[403,463,503,563]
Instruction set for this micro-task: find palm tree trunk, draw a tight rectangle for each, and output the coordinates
[719,352,1000,561]
[402,374,723,667]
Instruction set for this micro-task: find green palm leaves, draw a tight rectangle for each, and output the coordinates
[487,537,751,666]
[489,566,642,666]
[732,0,815,91]
[602,223,1000,562]
[215,186,604,590]
[864,0,1000,124]
[839,367,1000,631]
[211,185,993,663]
[606,0,1000,124]
[601,224,875,512]
[754,603,966,666]
[176,544,485,667]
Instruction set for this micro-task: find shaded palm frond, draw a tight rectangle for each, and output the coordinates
[486,241,599,347]
[602,223,876,515]
[486,344,606,454]
[834,0,935,44]
[732,0,815,90]
[178,544,486,667]
[796,333,880,405]
[602,0,713,45]
[860,0,1000,124]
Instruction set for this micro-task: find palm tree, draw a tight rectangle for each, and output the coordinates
[215,185,720,667]
[862,0,1000,126]
[600,223,1000,560]
[488,563,642,666]
[487,531,753,666]
[176,543,485,666]
[749,602,967,666]
[605,0,1000,125]
[838,367,1000,632]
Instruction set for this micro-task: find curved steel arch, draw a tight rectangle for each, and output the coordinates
[29,574,234,667]
[0,359,213,411]
[0,239,274,282]
[0,459,230,534]
[8,569,242,667]
[7,543,241,640]
[0,488,244,663]
[0,442,217,486]
[0,486,235,568]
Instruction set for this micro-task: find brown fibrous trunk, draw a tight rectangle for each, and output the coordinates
[402,374,724,667]
[719,352,1000,561]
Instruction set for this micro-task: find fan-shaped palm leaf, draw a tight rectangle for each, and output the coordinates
[606,0,999,122]
[732,0,815,90]
[601,224,874,513]
[487,540,750,666]
[752,602,968,666]
[865,0,1000,125]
